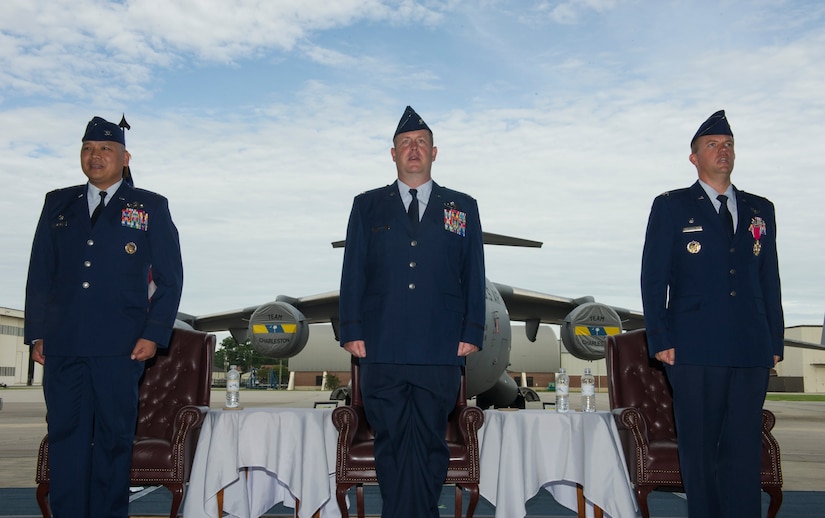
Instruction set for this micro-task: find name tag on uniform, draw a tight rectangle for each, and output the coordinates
[682,226,703,233]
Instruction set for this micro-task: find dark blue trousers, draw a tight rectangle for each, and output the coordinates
[360,363,461,518]
[666,364,769,518]
[44,355,144,518]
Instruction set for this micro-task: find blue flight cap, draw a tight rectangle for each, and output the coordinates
[691,110,733,147]
[394,106,432,139]
[82,116,125,145]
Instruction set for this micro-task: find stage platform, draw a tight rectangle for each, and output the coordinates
[2,388,823,517]
[1,485,824,517]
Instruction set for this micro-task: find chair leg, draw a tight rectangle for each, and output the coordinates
[356,484,365,518]
[464,484,479,518]
[574,484,604,518]
[166,483,183,518]
[36,482,51,518]
[764,486,783,518]
[454,485,462,518]
[293,498,321,518]
[576,484,586,518]
[636,486,653,518]
[335,483,352,518]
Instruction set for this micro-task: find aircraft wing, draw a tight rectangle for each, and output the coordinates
[181,282,646,349]
[180,291,341,342]
[784,337,825,351]
[492,282,646,330]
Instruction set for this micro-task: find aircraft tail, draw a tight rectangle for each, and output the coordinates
[821,313,825,345]
[480,232,542,248]
[784,313,825,351]
[332,232,542,249]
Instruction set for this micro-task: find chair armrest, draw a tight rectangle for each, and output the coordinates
[155,404,208,483]
[612,407,650,435]
[332,404,374,445]
[761,408,782,482]
[611,407,656,483]
[171,404,210,441]
[331,405,355,432]
[612,406,652,449]
[454,406,484,445]
[762,408,776,432]
[36,434,50,483]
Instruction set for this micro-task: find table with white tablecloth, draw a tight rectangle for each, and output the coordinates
[181,407,340,518]
[183,406,636,518]
[478,409,638,518]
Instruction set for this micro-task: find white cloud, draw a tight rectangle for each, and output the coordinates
[534,0,623,24]
[0,0,448,102]
[1,0,823,327]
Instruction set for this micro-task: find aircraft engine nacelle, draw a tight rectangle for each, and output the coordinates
[560,302,623,360]
[248,301,310,358]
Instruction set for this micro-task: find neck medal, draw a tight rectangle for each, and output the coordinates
[749,216,766,256]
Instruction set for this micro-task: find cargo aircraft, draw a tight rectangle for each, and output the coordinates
[179,233,646,408]
[179,232,825,407]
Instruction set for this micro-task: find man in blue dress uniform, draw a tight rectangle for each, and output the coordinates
[641,110,784,517]
[339,106,486,518]
[24,116,184,517]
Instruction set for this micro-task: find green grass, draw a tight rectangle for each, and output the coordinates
[765,393,825,402]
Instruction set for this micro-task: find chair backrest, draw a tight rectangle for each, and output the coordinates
[445,364,469,444]
[348,356,468,440]
[350,356,363,407]
[606,329,676,442]
[135,327,215,440]
[346,357,377,444]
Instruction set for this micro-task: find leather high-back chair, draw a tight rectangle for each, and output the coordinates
[606,328,783,518]
[332,357,484,518]
[35,327,216,518]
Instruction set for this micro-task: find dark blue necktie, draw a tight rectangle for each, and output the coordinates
[91,191,107,227]
[408,189,419,229]
[717,194,733,238]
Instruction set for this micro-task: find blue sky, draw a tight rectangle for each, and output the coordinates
[1,0,824,327]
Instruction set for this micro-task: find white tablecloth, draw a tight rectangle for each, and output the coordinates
[478,409,637,518]
[183,407,636,518]
[182,407,341,518]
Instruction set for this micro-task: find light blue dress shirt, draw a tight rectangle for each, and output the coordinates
[698,179,737,233]
[398,179,432,222]
[87,179,122,216]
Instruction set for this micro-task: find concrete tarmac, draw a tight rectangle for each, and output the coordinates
[0,387,823,491]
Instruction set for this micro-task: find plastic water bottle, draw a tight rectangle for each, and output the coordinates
[555,367,570,413]
[581,367,596,412]
[226,365,240,408]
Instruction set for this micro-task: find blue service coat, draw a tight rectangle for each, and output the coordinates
[24,182,183,355]
[641,181,784,368]
[339,180,486,365]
